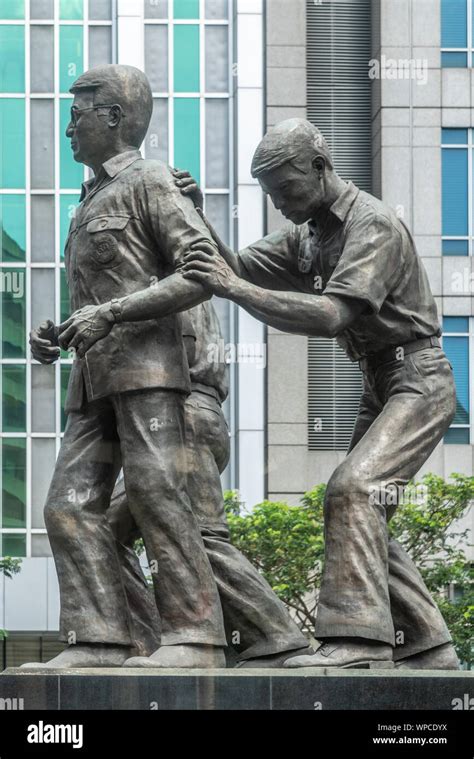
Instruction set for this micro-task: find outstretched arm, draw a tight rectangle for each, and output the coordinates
[181,248,365,337]
[58,273,210,356]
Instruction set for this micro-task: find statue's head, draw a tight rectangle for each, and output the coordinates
[251,119,334,224]
[66,64,153,169]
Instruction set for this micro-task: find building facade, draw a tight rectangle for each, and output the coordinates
[0,0,472,661]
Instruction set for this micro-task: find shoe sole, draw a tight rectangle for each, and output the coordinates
[340,659,395,670]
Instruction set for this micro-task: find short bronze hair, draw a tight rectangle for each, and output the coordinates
[251,118,333,178]
[70,64,153,147]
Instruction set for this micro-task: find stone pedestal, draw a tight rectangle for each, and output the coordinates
[0,668,472,710]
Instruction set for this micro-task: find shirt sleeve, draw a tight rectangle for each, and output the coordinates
[141,163,218,270]
[237,224,305,291]
[323,209,404,314]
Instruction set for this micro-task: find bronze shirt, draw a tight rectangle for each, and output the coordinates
[63,150,217,409]
[238,181,440,362]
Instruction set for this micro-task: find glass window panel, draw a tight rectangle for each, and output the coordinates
[442,148,468,237]
[88,0,111,19]
[30,99,55,189]
[60,267,70,323]
[441,50,468,67]
[31,534,52,557]
[441,0,467,47]
[60,99,84,188]
[442,128,468,145]
[60,0,83,19]
[60,194,80,254]
[205,25,228,91]
[30,0,54,18]
[443,316,469,332]
[32,439,56,529]
[0,0,24,19]
[0,99,25,188]
[145,25,168,92]
[1,438,26,528]
[173,0,199,19]
[2,534,26,557]
[0,194,25,262]
[205,193,229,245]
[205,99,229,188]
[147,99,169,163]
[205,0,228,19]
[61,363,71,432]
[31,196,55,262]
[2,365,26,432]
[1,266,26,358]
[0,24,24,92]
[30,26,54,92]
[443,335,469,424]
[88,25,112,69]
[32,364,55,433]
[442,239,469,255]
[174,97,200,183]
[444,427,470,444]
[174,25,199,92]
[60,25,83,93]
[144,0,168,18]
[32,269,55,330]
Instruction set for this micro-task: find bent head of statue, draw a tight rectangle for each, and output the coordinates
[251,118,336,226]
[66,64,153,173]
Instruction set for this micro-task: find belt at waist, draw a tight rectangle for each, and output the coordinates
[190,381,221,403]
[358,336,441,373]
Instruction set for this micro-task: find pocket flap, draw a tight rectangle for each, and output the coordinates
[86,216,131,233]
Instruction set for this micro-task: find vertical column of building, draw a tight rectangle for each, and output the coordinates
[234,0,265,507]
[373,0,473,476]
[264,0,309,504]
[117,0,144,67]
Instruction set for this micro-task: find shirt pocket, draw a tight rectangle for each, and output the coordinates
[85,215,132,269]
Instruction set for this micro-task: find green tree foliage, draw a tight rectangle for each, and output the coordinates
[0,557,22,640]
[225,474,474,665]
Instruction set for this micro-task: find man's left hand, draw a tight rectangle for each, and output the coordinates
[182,244,238,297]
[58,304,115,357]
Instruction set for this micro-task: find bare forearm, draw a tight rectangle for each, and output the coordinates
[118,273,210,322]
[229,280,359,337]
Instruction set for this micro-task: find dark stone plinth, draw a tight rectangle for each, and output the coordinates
[0,668,472,710]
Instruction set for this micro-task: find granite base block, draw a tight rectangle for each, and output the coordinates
[0,668,472,710]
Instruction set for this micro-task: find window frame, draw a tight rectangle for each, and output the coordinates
[442,316,474,445]
[441,0,473,67]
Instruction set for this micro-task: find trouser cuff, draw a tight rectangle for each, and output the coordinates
[237,634,310,662]
[161,630,227,647]
[314,621,395,647]
[393,633,453,661]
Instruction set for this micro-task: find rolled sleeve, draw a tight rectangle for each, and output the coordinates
[142,164,218,270]
[237,224,303,291]
[324,211,403,314]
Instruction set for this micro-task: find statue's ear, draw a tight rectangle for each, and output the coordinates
[107,105,122,129]
[312,156,326,174]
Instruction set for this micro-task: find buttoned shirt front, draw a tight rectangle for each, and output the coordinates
[64,150,217,409]
[238,181,440,361]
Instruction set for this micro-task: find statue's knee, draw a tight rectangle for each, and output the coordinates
[325,463,373,503]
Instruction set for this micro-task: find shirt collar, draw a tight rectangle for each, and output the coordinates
[102,149,142,178]
[80,149,142,201]
[308,180,360,235]
[328,180,360,223]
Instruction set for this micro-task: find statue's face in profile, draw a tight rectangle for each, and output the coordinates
[65,89,113,169]
[257,160,325,225]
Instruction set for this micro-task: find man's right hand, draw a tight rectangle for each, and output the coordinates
[29,319,60,364]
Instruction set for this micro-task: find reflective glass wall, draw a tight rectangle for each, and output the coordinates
[0,0,113,557]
